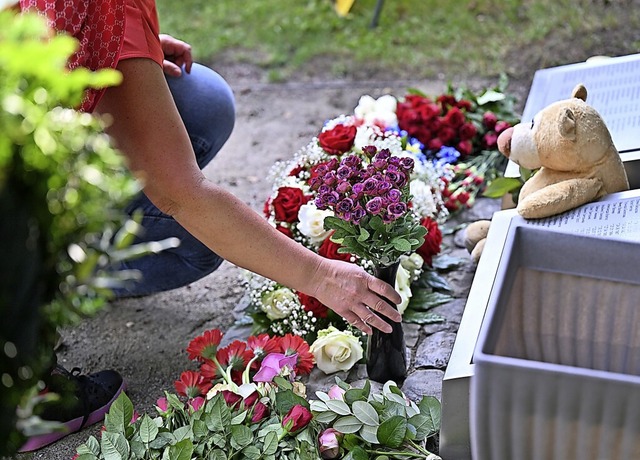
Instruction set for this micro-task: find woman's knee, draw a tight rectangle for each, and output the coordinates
[167,63,236,153]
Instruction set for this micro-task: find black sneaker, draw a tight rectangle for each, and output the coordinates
[19,366,126,452]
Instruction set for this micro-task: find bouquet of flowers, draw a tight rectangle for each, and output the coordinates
[75,329,441,460]
[243,79,520,372]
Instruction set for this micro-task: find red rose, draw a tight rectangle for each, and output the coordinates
[251,401,270,423]
[444,107,465,129]
[482,111,498,130]
[271,186,312,223]
[437,125,456,145]
[494,120,511,134]
[297,292,329,318]
[221,390,242,407]
[459,122,477,141]
[417,217,443,267]
[318,124,357,155]
[289,164,305,177]
[483,131,498,149]
[318,236,353,262]
[282,404,313,433]
[457,140,473,156]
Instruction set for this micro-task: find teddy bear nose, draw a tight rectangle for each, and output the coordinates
[497,127,514,158]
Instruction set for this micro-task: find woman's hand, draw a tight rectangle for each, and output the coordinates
[310,258,402,335]
[159,34,193,77]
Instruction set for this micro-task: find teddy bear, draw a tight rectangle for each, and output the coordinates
[465,83,629,262]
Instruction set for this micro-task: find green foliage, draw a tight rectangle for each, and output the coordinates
[325,213,427,268]
[155,0,640,81]
[76,385,320,460]
[311,380,442,459]
[0,10,174,455]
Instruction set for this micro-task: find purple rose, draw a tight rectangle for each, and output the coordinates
[363,177,379,194]
[386,189,402,203]
[375,180,392,196]
[400,156,414,172]
[336,198,354,214]
[336,181,351,194]
[323,171,338,186]
[342,155,362,168]
[362,145,377,157]
[336,165,352,180]
[366,196,384,215]
[352,182,365,197]
[387,202,407,217]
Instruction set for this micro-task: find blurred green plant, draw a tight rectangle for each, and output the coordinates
[0,10,177,454]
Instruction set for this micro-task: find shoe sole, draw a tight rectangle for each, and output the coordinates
[18,378,127,452]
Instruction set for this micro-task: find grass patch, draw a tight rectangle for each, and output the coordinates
[156,0,640,80]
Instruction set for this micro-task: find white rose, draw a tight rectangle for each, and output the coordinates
[354,94,398,126]
[395,264,413,315]
[354,95,376,118]
[297,203,334,243]
[260,287,298,320]
[310,326,364,374]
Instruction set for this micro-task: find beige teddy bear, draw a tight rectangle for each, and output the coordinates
[465,83,629,262]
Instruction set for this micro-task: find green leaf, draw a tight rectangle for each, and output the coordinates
[172,426,192,442]
[391,238,411,252]
[76,455,98,460]
[417,396,442,438]
[208,449,226,460]
[476,89,506,105]
[100,431,130,460]
[139,414,159,444]
[409,291,452,310]
[230,409,247,425]
[104,392,134,434]
[230,424,253,449]
[206,395,231,431]
[76,436,100,456]
[402,309,446,325]
[168,439,194,460]
[482,176,523,198]
[343,387,367,405]
[357,227,371,243]
[417,270,452,292]
[262,431,279,455]
[359,424,379,444]
[431,255,466,270]
[129,440,146,459]
[343,445,369,460]
[325,399,351,416]
[193,419,209,438]
[352,400,379,426]
[333,415,363,434]
[275,388,308,415]
[314,411,338,423]
[242,445,262,459]
[377,415,408,448]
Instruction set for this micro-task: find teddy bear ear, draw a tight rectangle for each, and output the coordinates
[559,108,577,140]
[572,84,588,101]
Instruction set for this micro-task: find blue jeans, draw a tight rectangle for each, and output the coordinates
[112,63,235,297]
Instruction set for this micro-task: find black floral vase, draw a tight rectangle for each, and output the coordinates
[366,261,407,383]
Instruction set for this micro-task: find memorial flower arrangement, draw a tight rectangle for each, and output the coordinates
[75,329,441,460]
[243,80,520,370]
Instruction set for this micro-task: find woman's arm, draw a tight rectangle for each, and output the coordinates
[96,58,401,334]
